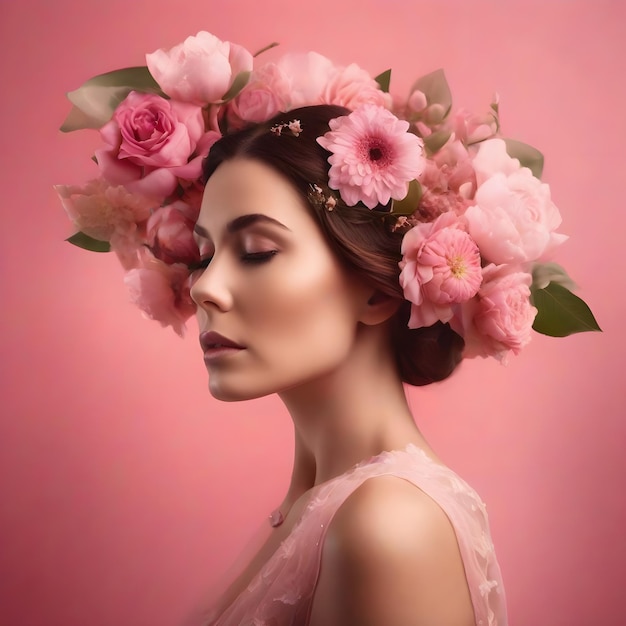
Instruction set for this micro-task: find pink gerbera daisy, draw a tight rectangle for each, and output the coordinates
[317,104,425,209]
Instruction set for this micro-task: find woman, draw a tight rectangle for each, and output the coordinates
[57,30,598,626]
[189,105,506,625]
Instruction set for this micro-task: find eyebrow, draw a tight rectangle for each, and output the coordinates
[193,213,291,239]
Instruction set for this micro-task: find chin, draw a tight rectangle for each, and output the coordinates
[208,377,273,403]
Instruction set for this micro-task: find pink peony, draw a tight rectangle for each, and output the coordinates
[399,212,482,328]
[317,105,425,209]
[465,141,567,264]
[55,178,158,268]
[471,138,521,184]
[95,91,217,197]
[124,249,196,337]
[146,31,253,106]
[451,264,537,362]
[146,203,200,266]
[274,52,336,108]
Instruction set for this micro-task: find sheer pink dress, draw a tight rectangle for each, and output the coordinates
[203,443,507,626]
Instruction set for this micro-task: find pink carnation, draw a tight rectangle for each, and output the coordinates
[95,91,218,197]
[317,105,425,209]
[399,212,482,328]
[146,31,253,106]
[55,178,158,268]
[451,264,537,363]
[417,139,476,221]
[124,250,196,337]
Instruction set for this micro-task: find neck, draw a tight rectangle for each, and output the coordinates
[278,324,430,494]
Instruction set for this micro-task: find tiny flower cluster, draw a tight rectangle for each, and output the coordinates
[57,30,599,357]
[270,119,303,136]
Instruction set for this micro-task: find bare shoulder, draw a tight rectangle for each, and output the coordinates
[308,475,475,626]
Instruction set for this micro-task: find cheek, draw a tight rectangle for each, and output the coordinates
[245,258,360,362]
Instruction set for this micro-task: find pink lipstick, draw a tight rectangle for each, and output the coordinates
[199,331,245,362]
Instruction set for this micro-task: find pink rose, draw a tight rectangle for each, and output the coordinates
[124,249,196,337]
[225,63,291,129]
[55,178,158,268]
[146,203,200,266]
[146,31,253,106]
[322,63,390,110]
[465,139,567,264]
[399,212,482,329]
[451,264,537,362]
[95,91,216,197]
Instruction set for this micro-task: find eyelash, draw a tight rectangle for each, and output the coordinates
[191,250,277,271]
[241,250,278,264]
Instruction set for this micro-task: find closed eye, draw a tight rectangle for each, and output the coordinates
[241,250,278,265]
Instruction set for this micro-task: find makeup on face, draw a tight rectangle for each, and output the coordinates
[190,158,369,402]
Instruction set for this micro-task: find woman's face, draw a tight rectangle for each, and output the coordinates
[190,157,371,401]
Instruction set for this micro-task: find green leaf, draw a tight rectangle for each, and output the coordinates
[390,179,422,216]
[504,139,544,179]
[531,282,601,337]
[374,69,392,93]
[410,69,452,113]
[253,41,279,58]
[66,232,111,253]
[531,262,577,291]
[218,70,252,103]
[423,129,451,154]
[60,66,164,132]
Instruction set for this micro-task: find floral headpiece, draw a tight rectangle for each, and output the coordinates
[56,31,600,361]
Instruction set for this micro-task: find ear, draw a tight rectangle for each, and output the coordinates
[358,290,402,326]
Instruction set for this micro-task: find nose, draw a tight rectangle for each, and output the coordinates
[189,256,234,312]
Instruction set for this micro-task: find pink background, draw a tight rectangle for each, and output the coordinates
[1,1,624,624]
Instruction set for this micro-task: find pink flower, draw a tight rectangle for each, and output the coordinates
[450,108,498,145]
[399,212,482,328]
[225,63,291,129]
[416,139,476,221]
[146,31,253,106]
[275,52,336,108]
[321,63,390,110]
[451,264,537,363]
[317,105,425,209]
[225,54,388,129]
[95,91,217,197]
[471,138,521,184]
[55,178,158,268]
[124,249,196,337]
[146,203,200,266]
[465,140,567,264]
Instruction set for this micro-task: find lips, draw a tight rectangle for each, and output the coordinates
[199,331,245,353]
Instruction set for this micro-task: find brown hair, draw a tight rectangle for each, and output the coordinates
[202,105,464,385]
